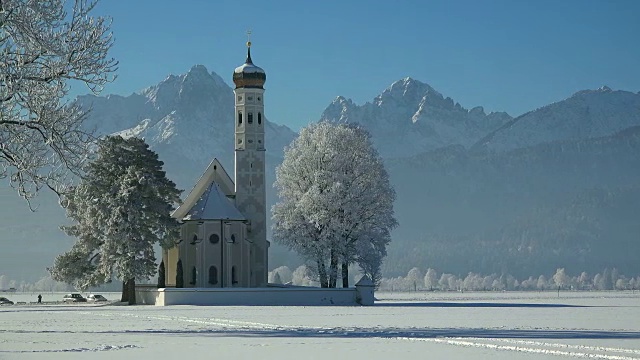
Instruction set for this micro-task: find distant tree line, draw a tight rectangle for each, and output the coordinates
[266,266,640,292]
[378,267,640,292]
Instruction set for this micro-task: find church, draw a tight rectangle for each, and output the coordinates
[163,41,269,288]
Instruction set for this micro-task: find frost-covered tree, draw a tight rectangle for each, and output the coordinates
[423,268,438,291]
[463,272,484,291]
[578,271,590,290]
[615,278,628,290]
[291,265,315,286]
[593,273,604,290]
[537,275,548,290]
[406,267,423,291]
[269,266,293,284]
[0,274,8,289]
[49,136,180,304]
[272,122,397,288]
[0,0,117,203]
[553,268,570,289]
[354,227,389,288]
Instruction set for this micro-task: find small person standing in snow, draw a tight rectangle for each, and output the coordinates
[37,294,42,304]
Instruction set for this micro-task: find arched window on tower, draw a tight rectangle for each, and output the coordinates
[258,112,262,125]
[238,112,243,125]
[248,113,253,124]
[208,266,218,285]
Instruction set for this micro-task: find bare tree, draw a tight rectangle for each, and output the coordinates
[0,0,117,204]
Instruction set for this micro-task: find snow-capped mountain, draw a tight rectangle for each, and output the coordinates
[3,67,640,283]
[320,77,512,158]
[76,65,297,188]
[474,87,640,152]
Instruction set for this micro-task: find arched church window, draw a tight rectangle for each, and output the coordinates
[230,234,236,243]
[258,112,262,125]
[238,112,243,125]
[190,266,197,286]
[232,266,237,285]
[208,266,218,285]
[248,113,253,124]
[209,234,220,244]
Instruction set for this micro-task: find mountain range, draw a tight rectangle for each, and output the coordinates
[1,65,639,282]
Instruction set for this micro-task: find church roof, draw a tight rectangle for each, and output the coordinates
[183,182,246,221]
[171,158,240,221]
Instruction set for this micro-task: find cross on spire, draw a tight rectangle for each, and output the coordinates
[246,30,252,47]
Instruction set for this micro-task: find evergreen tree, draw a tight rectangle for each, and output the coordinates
[49,136,181,304]
[176,259,184,288]
[157,261,166,288]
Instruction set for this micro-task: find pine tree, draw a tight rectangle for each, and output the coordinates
[176,259,184,288]
[157,261,166,288]
[49,136,181,303]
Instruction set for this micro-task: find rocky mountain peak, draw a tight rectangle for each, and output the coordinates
[376,77,439,106]
[321,77,512,157]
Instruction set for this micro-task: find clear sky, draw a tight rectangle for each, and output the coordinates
[85,0,640,130]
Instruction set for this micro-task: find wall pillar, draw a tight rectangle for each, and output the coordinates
[355,276,375,306]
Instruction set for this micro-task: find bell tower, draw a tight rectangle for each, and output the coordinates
[232,37,268,287]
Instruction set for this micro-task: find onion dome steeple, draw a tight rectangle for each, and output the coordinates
[233,40,266,89]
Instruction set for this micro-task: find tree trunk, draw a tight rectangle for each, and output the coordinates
[341,262,349,288]
[127,278,136,305]
[157,260,166,288]
[317,259,328,288]
[120,281,128,302]
[329,249,338,288]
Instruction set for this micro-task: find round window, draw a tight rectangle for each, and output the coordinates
[209,234,220,244]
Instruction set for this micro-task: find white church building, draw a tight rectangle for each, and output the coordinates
[163,41,269,288]
[138,41,374,306]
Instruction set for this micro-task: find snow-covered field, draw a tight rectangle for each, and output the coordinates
[1,291,640,359]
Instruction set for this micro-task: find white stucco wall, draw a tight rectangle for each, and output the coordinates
[135,284,375,306]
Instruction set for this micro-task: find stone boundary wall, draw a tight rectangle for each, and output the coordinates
[135,278,375,306]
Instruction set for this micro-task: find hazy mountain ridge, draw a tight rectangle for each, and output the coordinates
[384,126,640,277]
[474,86,640,152]
[2,67,640,282]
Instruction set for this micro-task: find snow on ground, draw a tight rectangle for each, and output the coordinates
[1,291,639,360]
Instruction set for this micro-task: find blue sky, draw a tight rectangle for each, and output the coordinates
[86,0,640,130]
